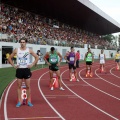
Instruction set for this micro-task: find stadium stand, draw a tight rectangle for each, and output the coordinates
[0,3,117,50]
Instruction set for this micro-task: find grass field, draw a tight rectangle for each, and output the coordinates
[0,64,49,98]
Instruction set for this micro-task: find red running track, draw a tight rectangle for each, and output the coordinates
[0,61,120,120]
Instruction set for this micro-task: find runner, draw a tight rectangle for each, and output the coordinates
[65,51,70,63]
[8,38,39,107]
[84,48,94,77]
[99,49,106,72]
[43,47,65,91]
[44,52,49,64]
[114,50,120,70]
[64,47,79,82]
[76,50,80,68]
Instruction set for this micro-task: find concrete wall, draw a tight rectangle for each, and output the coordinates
[0,42,116,68]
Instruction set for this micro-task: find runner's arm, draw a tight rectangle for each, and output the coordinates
[43,52,50,65]
[29,49,39,67]
[92,53,94,63]
[84,53,87,62]
[64,54,69,62]
[104,54,106,60]
[57,52,62,63]
[99,54,100,60]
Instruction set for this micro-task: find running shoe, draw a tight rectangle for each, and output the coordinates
[16,102,21,107]
[90,73,93,77]
[59,87,65,90]
[76,79,79,82]
[50,86,54,91]
[86,74,88,77]
[28,101,33,107]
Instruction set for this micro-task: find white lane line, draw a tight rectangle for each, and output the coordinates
[68,97,78,98]
[96,74,111,75]
[4,79,17,120]
[110,67,120,78]
[61,69,119,120]
[46,97,56,98]
[45,95,75,96]
[83,78,100,79]
[0,85,8,109]
[3,68,60,120]
[8,116,60,119]
[79,68,120,100]
[95,68,120,88]
[38,71,65,120]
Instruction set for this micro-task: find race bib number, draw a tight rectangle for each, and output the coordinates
[70,57,74,61]
[100,56,104,60]
[51,58,57,62]
[18,58,27,65]
[88,56,92,59]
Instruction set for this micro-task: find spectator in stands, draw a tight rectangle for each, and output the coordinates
[1,3,115,50]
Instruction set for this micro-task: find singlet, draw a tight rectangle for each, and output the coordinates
[17,48,30,68]
[86,52,92,62]
[115,53,120,59]
[68,52,75,64]
[49,51,58,64]
[99,54,105,60]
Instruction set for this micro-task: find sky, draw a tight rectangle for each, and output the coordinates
[89,0,120,35]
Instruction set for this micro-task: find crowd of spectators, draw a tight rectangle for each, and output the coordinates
[0,3,117,50]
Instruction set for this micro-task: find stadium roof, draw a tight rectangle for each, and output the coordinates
[2,0,120,35]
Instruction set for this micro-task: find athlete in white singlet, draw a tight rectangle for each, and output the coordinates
[99,49,106,72]
[8,38,39,107]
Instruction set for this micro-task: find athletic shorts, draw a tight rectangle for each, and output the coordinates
[47,58,49,62]
[100,60,105,64]
[49,64,59,71]
[115,59,119,62]
[16,68,32,79]
[68,64,76,69]
[86,62,92,65]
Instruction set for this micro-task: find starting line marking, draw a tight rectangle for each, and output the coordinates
[97,74,111,75]
[46,97,56,98]
[45,95,75,97]
[82,78,100,79]
[8,117,60,119]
